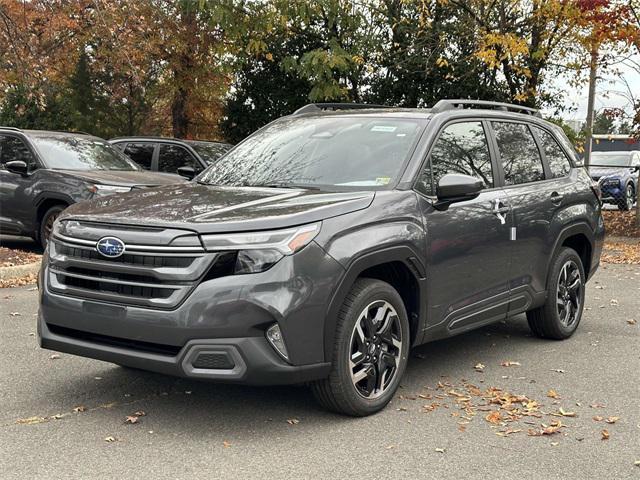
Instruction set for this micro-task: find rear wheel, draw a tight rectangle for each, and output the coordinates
[527,247,585,340]
[38,205,66,249]
[311,278,409,416]
[617,183,634,211]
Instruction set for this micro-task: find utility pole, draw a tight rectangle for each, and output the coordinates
[584,44,598,167]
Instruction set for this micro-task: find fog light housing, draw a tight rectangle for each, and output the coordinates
[266,323,289,361]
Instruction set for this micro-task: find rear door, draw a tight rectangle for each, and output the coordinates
[416,120,513,335]
[489,120,569,313]
[122,142,156,171]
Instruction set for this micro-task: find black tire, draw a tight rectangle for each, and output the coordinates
[527,247,585,340]
[617,183,634,211]
[311,278,410,416]
[38,205,66,249]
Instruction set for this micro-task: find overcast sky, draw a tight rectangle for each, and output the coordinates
[545,53,640,124]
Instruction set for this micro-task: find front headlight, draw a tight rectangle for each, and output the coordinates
[202,223,321,274]
[600,177,620,188]
[88,184,132,197]
[201,223,321,255]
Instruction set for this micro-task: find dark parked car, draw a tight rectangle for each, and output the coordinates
[0,128,186,248]
[110,137,232,179]
[39,101,604,416]
[588,151,639,210]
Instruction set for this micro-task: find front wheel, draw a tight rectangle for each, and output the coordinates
[311,278,410,416]
[527,247,585,340]
[617,184,634,211]
[39,205,66,249]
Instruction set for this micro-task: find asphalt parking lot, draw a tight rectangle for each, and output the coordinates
[1,263,639,479]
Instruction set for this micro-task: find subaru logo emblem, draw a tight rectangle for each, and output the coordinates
[96,236,125,258]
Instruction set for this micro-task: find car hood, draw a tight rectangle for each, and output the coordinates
[61,183,375,233]
[588,167,629,180]
[56,169,186,187]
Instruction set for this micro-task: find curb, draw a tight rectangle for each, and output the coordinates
[0,260,41,281]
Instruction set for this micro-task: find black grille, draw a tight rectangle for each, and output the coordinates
[55,242,195,268]
[47,324,181,356]
[192,352,235,370]
[57,274,174,299]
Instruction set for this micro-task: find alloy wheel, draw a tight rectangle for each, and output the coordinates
[349,300,403,399]
[556,260,582,328]
[43,212,59,242]
[626,185,634,210]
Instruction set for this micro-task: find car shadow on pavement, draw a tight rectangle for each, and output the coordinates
[36,315,547,433]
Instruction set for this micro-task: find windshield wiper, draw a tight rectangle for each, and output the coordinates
[250,183,321,190]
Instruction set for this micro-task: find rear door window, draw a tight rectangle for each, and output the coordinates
[533,127,572,178]
[123,143,155,170]
[492,122,545,185]
[417,121,494,196]
[157,144,201,174]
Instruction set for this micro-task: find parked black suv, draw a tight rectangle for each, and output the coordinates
[0,128,186,248]
[110,137,232,179]
[38,101,604,416]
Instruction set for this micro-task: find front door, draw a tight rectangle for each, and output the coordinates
[415,120,513,336]
[0,134,40,236]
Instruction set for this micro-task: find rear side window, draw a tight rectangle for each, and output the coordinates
[492,122,544,185]
[417,121,494,196]
[158,144,201,174]
[0,135,37,169]
[123,143,154,170]
[533,127,572,178]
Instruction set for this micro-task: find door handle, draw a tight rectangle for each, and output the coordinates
[550,192,564,205]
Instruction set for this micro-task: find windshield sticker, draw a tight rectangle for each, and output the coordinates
[371,126,397,133]
[376,176,391,185]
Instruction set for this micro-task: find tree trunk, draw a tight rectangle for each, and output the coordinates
[171,78,189,138]
[584,44,598,167]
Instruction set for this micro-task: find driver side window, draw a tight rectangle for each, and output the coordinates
[416,121,493,196]
[0,136,37,170]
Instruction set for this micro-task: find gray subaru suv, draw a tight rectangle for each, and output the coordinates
[38,100,604,416]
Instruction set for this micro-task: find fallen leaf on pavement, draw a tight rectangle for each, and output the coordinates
[500,361,521,367]
[474,363,485,372]
[49,354,61,360]
[104,436,117,443]
[627,319,637,325]
[223,441,231,448]
[16,416,47,425]
[601,429,610,440]
[133,411,146,417]
[435,448,445,453]
[286,418,300,425]
[550,369,565,373]
[605,416,619,424]
[9,312,21,317]
[125,416,139,424]
[593,416,604,422]
[547,389,560,399]
[485,411,502,424]
[558,407,576,417]
[73,406,86,413]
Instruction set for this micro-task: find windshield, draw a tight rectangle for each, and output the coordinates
[590,153,632,167]
[198,116,424,188]
[31,136,141,171]
[188,142,232,164]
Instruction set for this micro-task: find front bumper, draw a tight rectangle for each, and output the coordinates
[38,315,330,384]
[38,241,342,385]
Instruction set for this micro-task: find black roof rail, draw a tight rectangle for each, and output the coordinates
[0,126,22,132]
[431,99,541,117]
[293,103,391,115]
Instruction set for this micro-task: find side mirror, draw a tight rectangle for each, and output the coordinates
[177,166,196,180]
[5,160,29,176]
[434,173,484,210]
